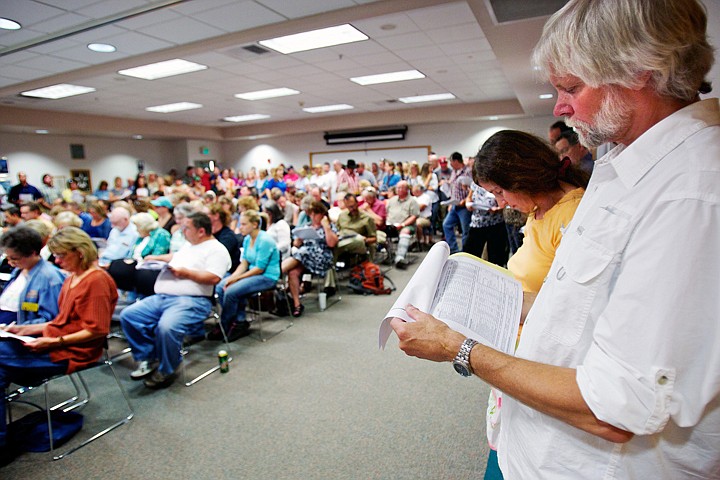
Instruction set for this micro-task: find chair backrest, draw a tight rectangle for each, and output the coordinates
[107,259,137,291]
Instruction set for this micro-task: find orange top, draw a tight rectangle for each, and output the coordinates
[45,269,118,373]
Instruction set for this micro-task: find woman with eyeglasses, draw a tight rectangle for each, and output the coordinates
[0,226,65,325]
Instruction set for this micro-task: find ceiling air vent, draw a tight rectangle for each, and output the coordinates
[488,0,567,24]
[242,44,270,55]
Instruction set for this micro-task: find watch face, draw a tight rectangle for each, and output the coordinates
[453,362,470,377]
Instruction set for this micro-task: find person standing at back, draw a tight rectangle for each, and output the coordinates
[390,1,720,478]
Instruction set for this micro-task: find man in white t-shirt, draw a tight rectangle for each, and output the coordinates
[391,0,720,478]
[121,212,230,389]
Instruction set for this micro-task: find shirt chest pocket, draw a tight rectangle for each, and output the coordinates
[540,207,632,347]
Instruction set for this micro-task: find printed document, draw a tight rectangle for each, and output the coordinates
[379,242,522,355]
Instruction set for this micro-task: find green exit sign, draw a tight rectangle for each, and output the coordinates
[199,146,210,155]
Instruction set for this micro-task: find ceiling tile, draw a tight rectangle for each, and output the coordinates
[102,31,175,55]
[374,31,434,50]
[1,0,67,26]
[16,54,90,74]
[114,8,184,30]
[255,0,356,19]
[193,2,286,33]
[407,2,476,30]
[75,0,148,18]
[136,17,225,44]
[351,13,420,39]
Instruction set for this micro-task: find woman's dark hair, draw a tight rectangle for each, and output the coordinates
[307,200,328,217]
[0,226,42,257]
[263,200,284,224]
[473,130,589,195]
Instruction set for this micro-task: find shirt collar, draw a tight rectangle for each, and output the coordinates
[610,98,720,189]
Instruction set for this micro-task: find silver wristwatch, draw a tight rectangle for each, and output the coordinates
[453,338,479,377]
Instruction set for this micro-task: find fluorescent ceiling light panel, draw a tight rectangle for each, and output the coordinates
[118,59,207,80]
[88,43,116,53]
[0,18,22,30]
[259,24,368,54]
[398,93,456,104]
[21,84,96,99]
[145,102,203,113]
[223,114,271,122]
[234,88,299,101]
[350,70,425,86]
[303,104,354,113]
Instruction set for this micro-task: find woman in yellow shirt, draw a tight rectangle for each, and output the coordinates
[473,129,590,480]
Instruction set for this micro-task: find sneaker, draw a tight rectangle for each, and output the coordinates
[143,370,176,389]
[130,360,158,380]
[226,321,251,342]
[394,257,408,269]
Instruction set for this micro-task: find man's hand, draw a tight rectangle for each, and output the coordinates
[389,304,464,362]
[168,265,188,279]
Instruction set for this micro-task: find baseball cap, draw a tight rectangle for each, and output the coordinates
[151,197,173,209]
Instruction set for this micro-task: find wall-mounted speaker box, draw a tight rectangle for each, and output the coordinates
[70,144,85,159]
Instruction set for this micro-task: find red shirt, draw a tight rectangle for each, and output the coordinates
[45,269,118,373]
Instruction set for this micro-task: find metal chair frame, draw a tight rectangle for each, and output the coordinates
[180,297,233,386]
[5,348,134,461]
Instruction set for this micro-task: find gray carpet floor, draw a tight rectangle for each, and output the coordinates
[3,253,491,479]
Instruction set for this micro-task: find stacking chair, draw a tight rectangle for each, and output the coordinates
[180,295,233,386]
[246,274,294,342]
[5,344,134,460]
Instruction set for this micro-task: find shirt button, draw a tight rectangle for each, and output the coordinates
[556,267,566,280]
[658,376,668,385]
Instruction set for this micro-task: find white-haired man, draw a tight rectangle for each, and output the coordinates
[391,0,719,478]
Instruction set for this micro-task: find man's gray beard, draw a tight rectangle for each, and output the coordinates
[567,89,631,148]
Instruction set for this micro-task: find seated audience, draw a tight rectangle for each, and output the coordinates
[263,200,292,261]
[385,181,419,268]
[209,210,280,341]
[411,184,433,249]
[0,227,65,325]
[83,201,112,239]
[19,202,42,221]
[99,207,138,267]
[335,193,377,261]
[208,204,240,274]
[120,212,231,389]
[169,202,197,253]
[150,197,175,233]
[463,181,508,266]
[281,201,338,317]
[130,212,171,260]
[0,227,117,466]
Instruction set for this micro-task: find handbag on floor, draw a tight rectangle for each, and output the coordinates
[7,410,84,452]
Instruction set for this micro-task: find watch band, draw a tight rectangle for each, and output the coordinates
[453,338,479,377]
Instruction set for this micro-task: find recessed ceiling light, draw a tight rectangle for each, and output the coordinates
[21,84,96,99]
[35,129,49,134]
[132,134,143,140]
[539,93,554,99]
[303,104,354,113]
[118,59,207,80]
[88,43,116,53]
[350,70,425,86]
[234,88,300,101]
[259,24,368,54]
[223,114,271,122]
[145,102,203,113]
[380,24,396,31]
[398,93,456,104]
[0,18,21,30]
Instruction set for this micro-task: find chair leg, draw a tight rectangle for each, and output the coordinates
[181,312,233,387]
[249,288,293,343]
[51,357,134,460]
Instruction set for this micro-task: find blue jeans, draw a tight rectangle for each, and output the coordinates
[0,340,69,447]
[216,275,276,329]
[120,295,211,375]
[443,205,471,253]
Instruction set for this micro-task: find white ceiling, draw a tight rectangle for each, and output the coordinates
[0,0,718,141]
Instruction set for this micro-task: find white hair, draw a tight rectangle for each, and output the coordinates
[533,0,714,101]
[131,212,158,235]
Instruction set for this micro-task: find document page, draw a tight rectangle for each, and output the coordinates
[379,243,522,355]
[0,330,36,343]
[430,254,521,355]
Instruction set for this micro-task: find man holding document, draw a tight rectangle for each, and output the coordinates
[389,0,720,478]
